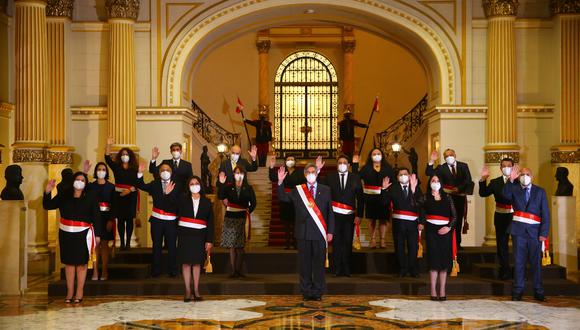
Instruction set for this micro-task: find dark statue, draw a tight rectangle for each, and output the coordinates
[403,147,419,175]
[57,168,74,195]
[200,145,212,193]
[555,166,574,196]
[1,164,24,200]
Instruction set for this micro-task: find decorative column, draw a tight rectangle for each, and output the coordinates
[13,0,51,274]
[342,26,356,114]
[106,0,139,150]
[549,0,580,247]
[482,0,519,246]
[46,0,74,255]
[256,37,271,115]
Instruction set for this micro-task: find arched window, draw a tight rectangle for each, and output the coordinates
[274,51,338,158]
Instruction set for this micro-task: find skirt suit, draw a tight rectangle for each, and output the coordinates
[177,195,214,265]
[88,181,116,241]
[217,182,257,248]
[423,192,457,271]
[354,163,395,220]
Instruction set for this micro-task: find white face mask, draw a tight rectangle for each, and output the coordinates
[231,154,240,162]
[285,160,295,168]
[306,173,317,184]
[234,173,244,182]
[445,156,455,165]
[171,151,181,160]
[121,155,130,163]
[398,175,409,184]
[338,163,348,173]
[96,170,107,179]
[73,180,85,190]
[372,154,382,162]
[160,171,171,181]
[502,166,512,177]
[430,182,441,192]
[190,184,201,194]
[520,174,532,186]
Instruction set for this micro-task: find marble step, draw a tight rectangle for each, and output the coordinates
[60,263,151,280]
[471,263,566,280]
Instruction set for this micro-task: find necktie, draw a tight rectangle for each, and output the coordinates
[162,181,167,194]
[451,164,457,176]
[340,173,345,190]
[403,185,408,199]
[173,160,178,169]
[525,187,530,204]
[309,185,315,198]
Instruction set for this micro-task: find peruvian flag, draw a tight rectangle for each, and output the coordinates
[372,95,379,112]
[235,97,244,113]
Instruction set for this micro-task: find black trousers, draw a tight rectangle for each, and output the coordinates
[450,195,466,247]
[392,219,419,275]
[297,239,326,298]
[150,217,177,276]
[332,213,355,275]
[494,212,512,275]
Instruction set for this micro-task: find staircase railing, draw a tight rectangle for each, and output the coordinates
[191,100,240,147]
[375,94,428,150]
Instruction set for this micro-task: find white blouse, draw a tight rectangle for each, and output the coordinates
[192,197,200,217]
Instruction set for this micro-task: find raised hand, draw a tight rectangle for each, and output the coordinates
[509,164,520,182]
[480,166,490,181]
[438,226,451,235]
[352,154,360,163]
[430,150,438,163]
[382,176,391,190]
[218,171,227,184]
[410,174,418,193]
[165,181,175,195]
[248,145,258,161]
[138,162,146,174]
[315,155,325,171]
[45,179,56,194]
[268,155,276,169]
[106,136,115,146]
[152,146,160,160]
[277,166,288,185]
[82,160,92,174]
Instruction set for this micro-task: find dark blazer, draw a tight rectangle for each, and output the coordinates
[135,177,180,216]
[245,119,272,143]
[502,181,550,238]
[217,182,257,218]
[177,195,214,243]
[218,157,258,184]
[149,159,193,186]
[43,190,102,236]
[319,171,363,217]
[382,183,423,214]
[278,183,335,241]
[479,176,511,205]
[425,161,473,195]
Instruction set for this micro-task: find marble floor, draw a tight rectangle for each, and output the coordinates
[1,293,579,329]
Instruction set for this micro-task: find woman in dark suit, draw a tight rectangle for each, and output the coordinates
[177,176,214,302]
[105,136,139,250]
[423,175,457,301]
[43,172,101,304]
[217,165,256,278]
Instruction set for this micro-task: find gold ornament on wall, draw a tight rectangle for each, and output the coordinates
[105,0,140,20]
[550,0,580,15]
[13,149,49,163]
[551,150,580,163]
[482,0,518,17]
[46,0,74,18]
[342,40,356,53]
[256,40,271,54]
[484,151,520,164]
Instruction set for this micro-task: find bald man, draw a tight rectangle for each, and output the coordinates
[218,145,258,184]
[503,166,550,302]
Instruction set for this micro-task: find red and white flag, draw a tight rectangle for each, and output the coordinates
[372,95,379,112]
[235,97,244,113]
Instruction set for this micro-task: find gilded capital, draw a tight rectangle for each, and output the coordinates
[482,0,518,17]
[342,40,356,53]
[550,0,580,15]
[256,40,271,54]
[105,0,140,20]
[46,0,74,18]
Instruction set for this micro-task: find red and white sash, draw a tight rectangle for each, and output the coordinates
[179,217,207,229]
[513,211,541,225]
[426,214,450,225]
[332,201,355,215]
[99,202,111,212]
[151,207,177,220]
[114,183,136,193]
[296,184,327,243]
[363,184,382,195]
[495,202,513,214]
[443,184,466,195]
[59,218,95,261]
[392,210,419,221]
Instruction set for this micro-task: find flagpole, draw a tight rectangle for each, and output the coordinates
[358,97,378,153]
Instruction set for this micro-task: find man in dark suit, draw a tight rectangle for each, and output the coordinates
[503,166,550,302]
[381,168,423,277]
[149,143,193,188]
[244,112,272,167]
[218,144,258,184]
[317,155,362,277]
[479,157,515,280]
[425,148,473,249]
[338,111,367,159]
[277,163,335,301]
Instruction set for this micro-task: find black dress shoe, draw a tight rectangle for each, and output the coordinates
[183,297,192,302]
[312,296,322,301]
[193,295,204,301]
[438,296,447,301]
[512,294,522,301]
[534,294,547,302]
[430,296,439,301]
[303,295,311,301]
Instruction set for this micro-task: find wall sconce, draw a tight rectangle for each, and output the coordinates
[391,142,401,168]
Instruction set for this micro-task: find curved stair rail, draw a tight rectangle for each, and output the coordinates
[191,100,240,147]
[375,94,428,150]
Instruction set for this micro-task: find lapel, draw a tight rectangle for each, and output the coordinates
[440,163,452,180]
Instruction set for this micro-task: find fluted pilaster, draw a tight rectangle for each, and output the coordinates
[106,0,139,148]
[343,27,356,113]
[256,38,270,114]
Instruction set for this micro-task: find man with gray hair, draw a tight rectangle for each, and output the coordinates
[277,162,334,301]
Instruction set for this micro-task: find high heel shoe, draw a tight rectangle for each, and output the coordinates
[73,298,83,304]
[430,296,438,301]
[439,296,447,301]
[380,239,387,249]
[65,298,73,304]
[370,238,377,249]
[193,295,204,301]
[183,296,192,302]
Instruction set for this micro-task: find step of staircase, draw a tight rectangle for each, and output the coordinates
[61,263,151,280]
[246,167,272,247]
[472,263,567,280]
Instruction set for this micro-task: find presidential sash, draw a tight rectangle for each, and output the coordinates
[512,211,541,225]
[296,184,327,242]
[331,201,355,215]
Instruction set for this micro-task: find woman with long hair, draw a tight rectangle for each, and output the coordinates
[354,148,395,248]
[87,162,116,280]
[43,172,101,304]
[217,165,256,278]
[177,176,214,301]
[424,175,457,301]
[105,137,139,250]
